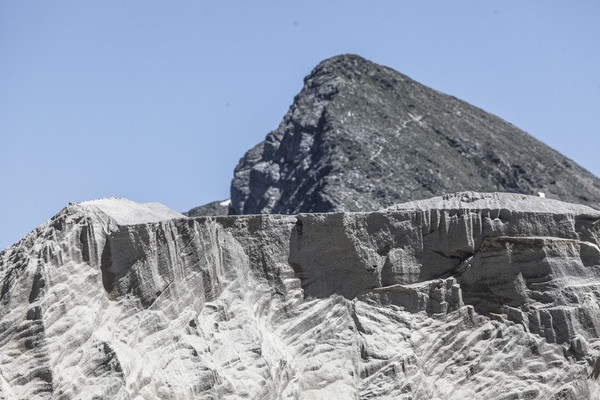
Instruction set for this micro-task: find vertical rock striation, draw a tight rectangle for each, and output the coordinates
[2,194,600,398]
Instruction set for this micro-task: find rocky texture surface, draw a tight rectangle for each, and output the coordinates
[2,194,600,399]
[228,54,600,215]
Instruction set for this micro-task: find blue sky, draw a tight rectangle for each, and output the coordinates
[1,1,599,250]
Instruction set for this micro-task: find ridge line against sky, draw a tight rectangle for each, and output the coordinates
[1,1,599,250]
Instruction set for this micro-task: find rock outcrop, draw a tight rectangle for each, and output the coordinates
[2,194,600,399]
[227,54,600,215]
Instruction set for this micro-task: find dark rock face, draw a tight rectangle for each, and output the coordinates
[229,54,600,215]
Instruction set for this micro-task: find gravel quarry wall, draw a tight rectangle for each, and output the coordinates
[1,193,600,399]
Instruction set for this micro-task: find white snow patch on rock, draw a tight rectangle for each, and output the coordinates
[219,199,232,207]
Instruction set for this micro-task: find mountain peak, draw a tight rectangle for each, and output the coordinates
[228,55,600,215]
[309,53,378,75]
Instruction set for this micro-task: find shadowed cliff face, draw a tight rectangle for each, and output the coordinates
[227,54,600,216]
[2,194,600,399]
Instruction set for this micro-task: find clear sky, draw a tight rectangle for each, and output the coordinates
[1,1,599,251]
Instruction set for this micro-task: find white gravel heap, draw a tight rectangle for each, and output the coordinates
[1,193,599,399]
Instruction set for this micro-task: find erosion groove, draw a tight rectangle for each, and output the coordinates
[1,193,600,398]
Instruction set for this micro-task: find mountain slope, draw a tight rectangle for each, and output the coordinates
[228,54,600,215]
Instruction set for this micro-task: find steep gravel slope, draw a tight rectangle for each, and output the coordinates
[2,194,600,399]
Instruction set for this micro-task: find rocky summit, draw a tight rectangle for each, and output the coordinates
[226,54,600,216]
[2,194,600,399]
